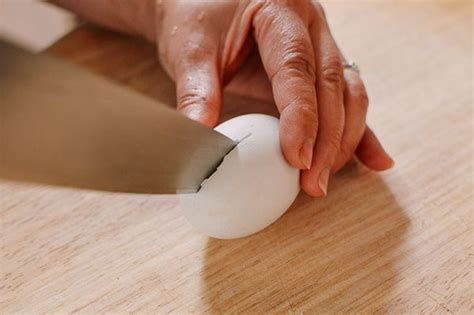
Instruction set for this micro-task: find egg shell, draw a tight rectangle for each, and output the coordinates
[179,114,300,239]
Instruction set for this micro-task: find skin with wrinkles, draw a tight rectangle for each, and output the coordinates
[51,0,394,197]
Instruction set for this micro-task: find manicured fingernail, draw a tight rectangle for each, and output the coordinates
[318,167,331,196]
[300,140,314,170]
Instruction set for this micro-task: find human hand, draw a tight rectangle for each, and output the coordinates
[155,0,394,196]
[141,0,393,196]
[50,0,394,196]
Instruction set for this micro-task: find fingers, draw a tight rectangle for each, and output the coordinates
[356,127,395,171]
[252,2,318,170]
[175,35,222,127]
[332,69,369,172]
[301,5,345,197]
[159,2,224,128]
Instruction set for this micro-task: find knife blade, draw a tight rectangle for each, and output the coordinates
[0,41,236,194]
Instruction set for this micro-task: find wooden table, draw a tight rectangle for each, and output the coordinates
[1,1,472,313]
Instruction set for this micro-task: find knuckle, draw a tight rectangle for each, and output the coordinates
[281,103,318,138]
[325,129,343,152]
[319,60,343,85]
[178,92,207,110]
[277,46,315,81]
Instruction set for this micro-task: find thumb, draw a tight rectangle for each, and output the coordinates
[175,48,222,127]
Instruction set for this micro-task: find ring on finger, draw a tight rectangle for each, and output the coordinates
[343,61,360,74]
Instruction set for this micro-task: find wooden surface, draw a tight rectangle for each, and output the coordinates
[1,1,472,313]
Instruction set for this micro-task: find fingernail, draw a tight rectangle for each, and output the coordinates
[318,167,331,196]
[388,157,395,168]
[300,140,314,170]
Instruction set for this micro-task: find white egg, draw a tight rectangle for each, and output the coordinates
[179,114,300,239]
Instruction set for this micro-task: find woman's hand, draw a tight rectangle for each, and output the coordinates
[156,0,393,196]
[51,0,394,197]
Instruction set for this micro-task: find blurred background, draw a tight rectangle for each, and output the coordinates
[0,0,76,52]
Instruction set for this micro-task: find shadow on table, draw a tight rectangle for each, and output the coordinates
[199,162,409,313]
[48,26,409,313]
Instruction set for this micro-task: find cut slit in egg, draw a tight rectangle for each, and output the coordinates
[179,114,300,239]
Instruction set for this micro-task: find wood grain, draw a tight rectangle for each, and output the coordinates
[1,1,472,313]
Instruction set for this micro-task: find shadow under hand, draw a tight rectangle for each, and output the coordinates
[200,162,409,313]
[49,27,409,313]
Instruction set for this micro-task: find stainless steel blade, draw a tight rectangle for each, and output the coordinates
[0,41,236,194]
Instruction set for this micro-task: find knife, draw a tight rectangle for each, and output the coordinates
[0,41,236,194]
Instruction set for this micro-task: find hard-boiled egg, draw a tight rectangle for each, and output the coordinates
[180,114,300,239]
